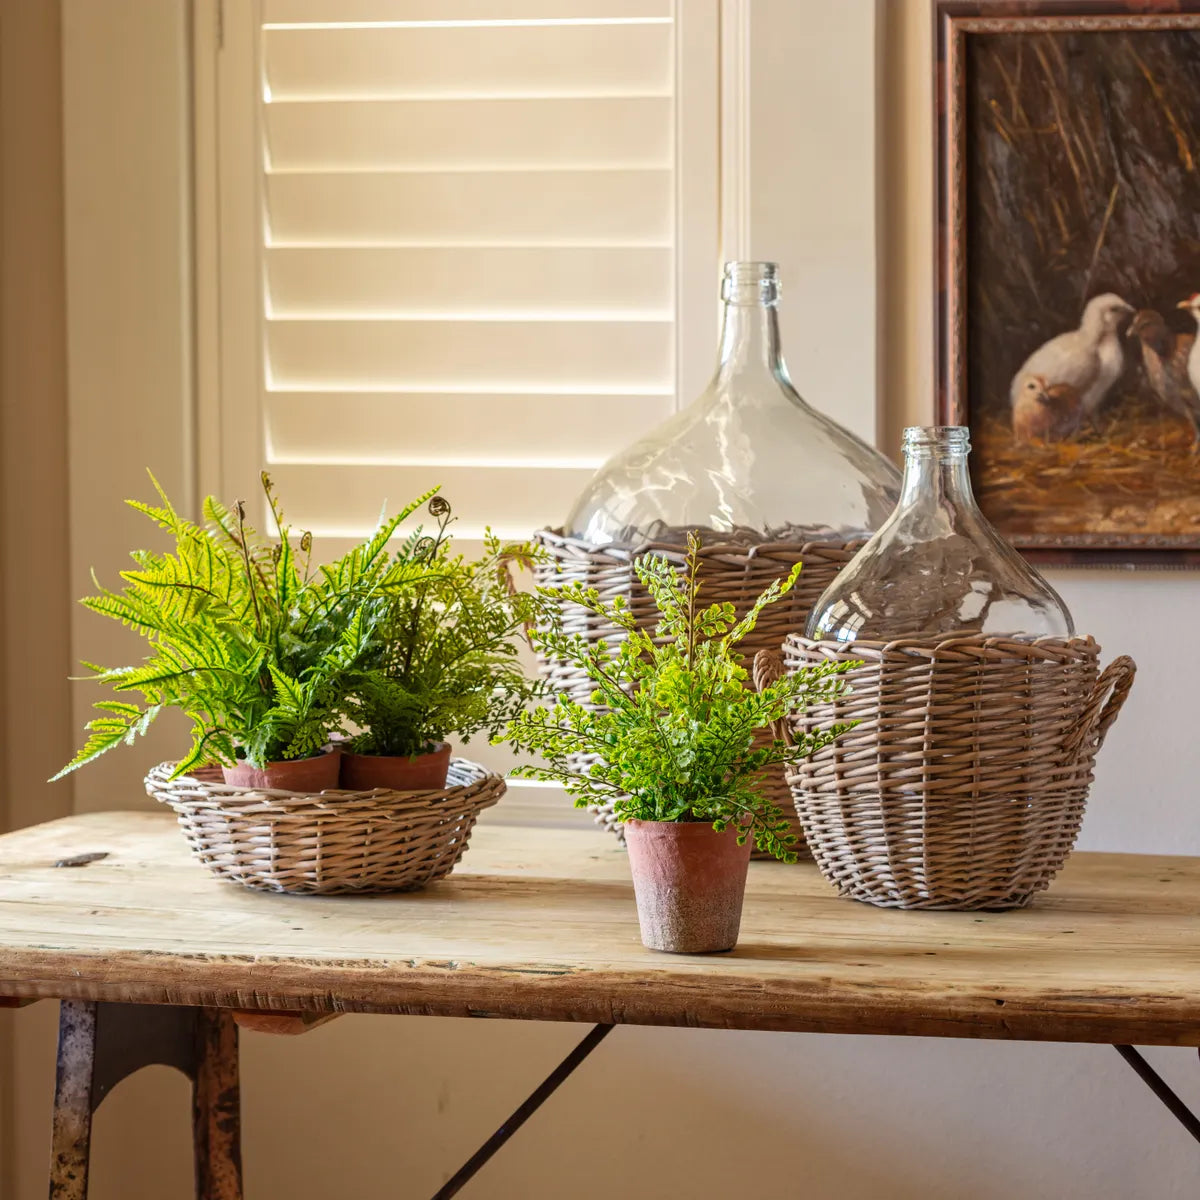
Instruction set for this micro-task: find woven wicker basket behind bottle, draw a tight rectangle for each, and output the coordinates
[531,528,863,859]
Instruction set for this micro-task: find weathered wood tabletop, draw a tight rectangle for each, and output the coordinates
[0,811,1197,1047]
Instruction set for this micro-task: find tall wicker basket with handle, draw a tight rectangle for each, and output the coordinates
[531,528,864,857]
[755,635,1135,908]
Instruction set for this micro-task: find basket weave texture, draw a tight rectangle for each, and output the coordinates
[145,758,504,895]
[531,529,863,854]
[765,635,1135,910]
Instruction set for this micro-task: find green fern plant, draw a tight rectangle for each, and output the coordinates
[54,472,436,780]
[497,533,857,862]
[344,497,546,758]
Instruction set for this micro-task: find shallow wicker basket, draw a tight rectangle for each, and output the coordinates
[532,529,864,857]
[145,758,504,895]
[761,635,1135,910]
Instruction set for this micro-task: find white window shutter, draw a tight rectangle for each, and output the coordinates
[215,0,714,543]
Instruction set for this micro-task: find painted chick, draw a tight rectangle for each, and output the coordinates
[1011,374,1083,444]
[1009,294,1133,424]
[1129,307,1199,447]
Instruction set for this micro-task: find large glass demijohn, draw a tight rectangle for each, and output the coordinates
[564,262,900,547]
[806,426,1074,642]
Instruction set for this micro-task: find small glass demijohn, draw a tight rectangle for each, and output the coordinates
[806,426,1074,642]
[564,262,900,546]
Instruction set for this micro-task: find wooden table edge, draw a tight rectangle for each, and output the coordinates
[2,960,1197,1048]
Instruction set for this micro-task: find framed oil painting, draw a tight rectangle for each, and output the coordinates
[936,0,1200,566]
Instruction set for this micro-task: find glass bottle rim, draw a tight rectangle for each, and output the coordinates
[721,261,780,305]
[722,261,779,281]
[902,425,970,454]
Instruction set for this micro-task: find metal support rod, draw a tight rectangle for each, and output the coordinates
[1113,1045,1200,1145]
[431,1024,614,1200]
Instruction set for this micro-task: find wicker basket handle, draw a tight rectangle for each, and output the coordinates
[1064,655,1136,762]
[753,648,795,749]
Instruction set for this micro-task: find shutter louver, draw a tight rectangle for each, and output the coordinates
[257,3,680,540]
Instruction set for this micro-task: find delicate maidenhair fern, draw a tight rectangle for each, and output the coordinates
[343,504,548,758]
[497,533,858,862]
[54,473,444,780]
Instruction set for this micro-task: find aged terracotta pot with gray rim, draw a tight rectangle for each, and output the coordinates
[623,819,753,953]
[221,748,341,792]
[339,742,452,791]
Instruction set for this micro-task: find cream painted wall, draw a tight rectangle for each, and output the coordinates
[880,0,936,453]
[60,0,197,820]
[747,0,880,444]
[0,0,73,1194]
[4,2,1200,1197]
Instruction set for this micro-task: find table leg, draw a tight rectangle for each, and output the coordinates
[1113,1045,1200,1145]
[47,1001,243,1200]
[193,1010,243,1200]
[431,1024,614,1200]
[48,1001,96,1200]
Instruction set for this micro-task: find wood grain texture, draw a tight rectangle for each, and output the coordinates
[0,812,1198,1046]
[231,1010,339,1036]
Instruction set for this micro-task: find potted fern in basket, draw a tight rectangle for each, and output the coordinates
[53,473,437,790]
[498,533,856,953]
[52,474,535,896]
[338,496,545,790]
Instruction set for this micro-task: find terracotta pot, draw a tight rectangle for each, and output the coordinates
[623,819,753,953]
[339,742,452,791]
[221,749,341,792]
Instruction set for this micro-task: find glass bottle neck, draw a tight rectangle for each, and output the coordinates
[895,429,978,518]
[713,298,786,386]
[898,450,976,510]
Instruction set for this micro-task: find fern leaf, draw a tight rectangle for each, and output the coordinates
[171,726,237,778]
[51,703,162,780]
[80,591,172,637]
[268,665,309,714]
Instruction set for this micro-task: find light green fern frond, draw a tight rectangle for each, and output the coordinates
[51,702,162,780]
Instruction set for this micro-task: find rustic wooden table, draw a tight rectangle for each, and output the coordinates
[2,810,1198,1198]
